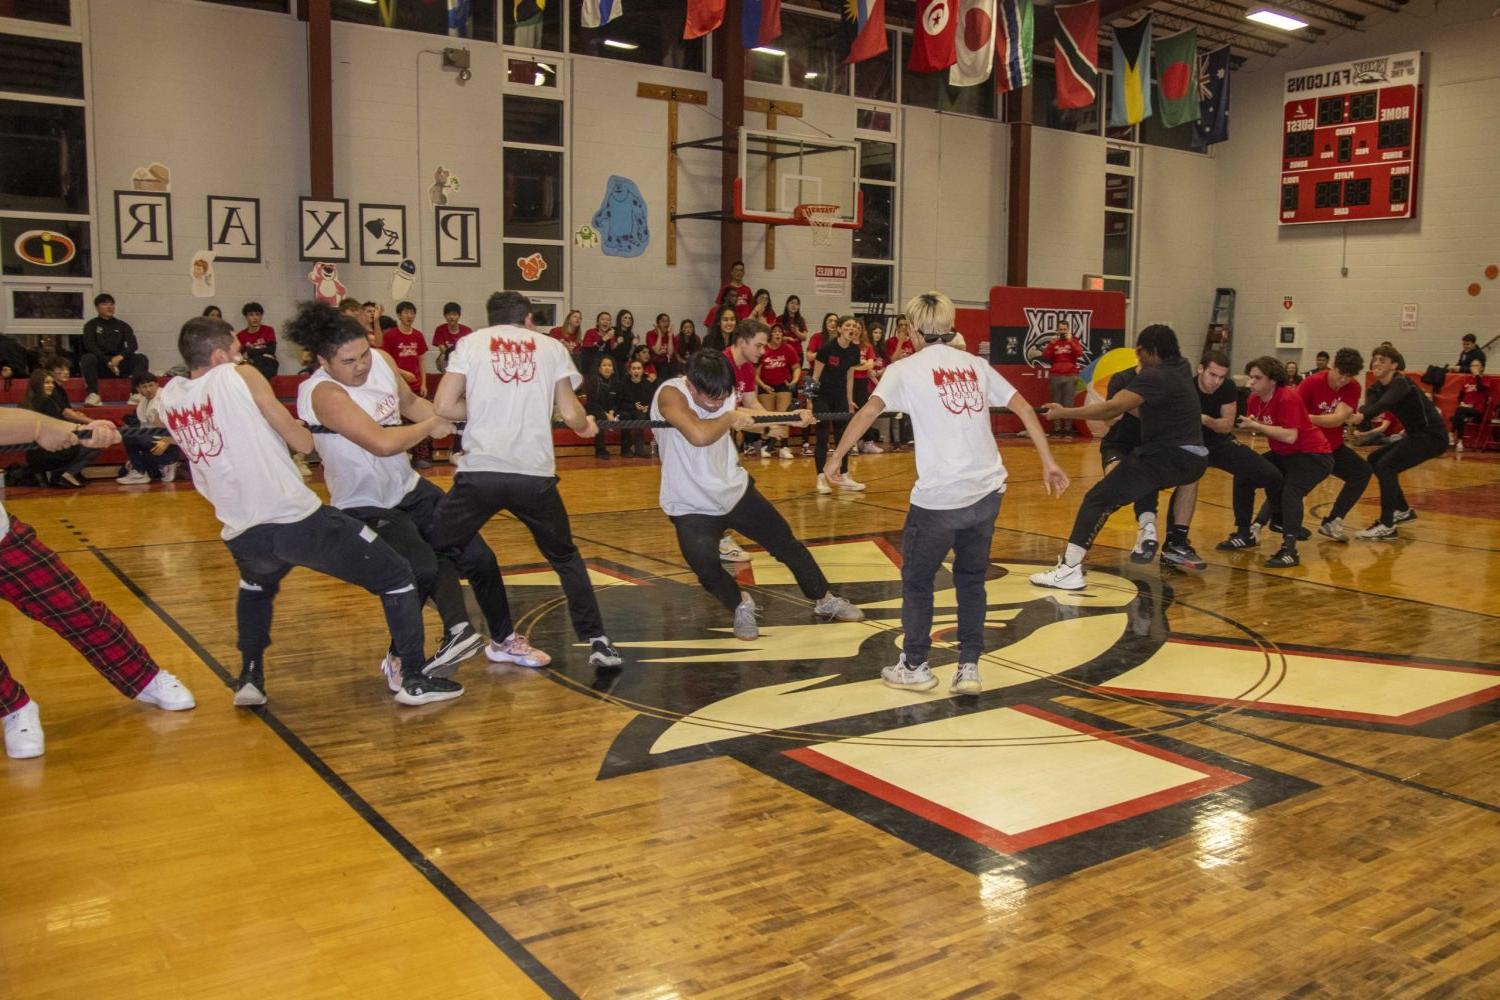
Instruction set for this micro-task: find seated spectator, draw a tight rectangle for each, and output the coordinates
[749,288,777,327]
[1451,359,1489,451]
[0,330,30,381]
[201,305,224,320]
[780,295,808,341]
[79,293,149,405]
[630,344,658,380]
[621,358,658,458]
[117,373,183,484]
[585,356,624,460]
[550,309,584,355]
[432,301,472,371]
[1450,333,1486,373]
[580,310,612,376]
[236,301,279,379]
[703,306,737,353]
[647,313,675,376]
[1285,360,1302,385]
[675,319,701,368]
[21,367,98,488]
[610,310,637,369]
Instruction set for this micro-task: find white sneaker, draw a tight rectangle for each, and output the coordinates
[1392,508,1418,525]
[1355,522,1398,540]
[881,655,938,693]
[1030,558,1086,591]
[832,473,866,492]
[733,598,759,641]
[813,593,864,622]
[1318,517,1346,541]
[3,701,43,759]
[116,470,151,485]
[379,652,402,693]
[759,445,773,458]
[951,662,982,695]
[127,393,143,406]
[718,536,749,562]
[1130,521,1158,564]
[160,462,179,483]
[134,670,196,711]
[84,392,102,406]
[778,447,793,460]
[816,473,833,495]
[859,441,884,454]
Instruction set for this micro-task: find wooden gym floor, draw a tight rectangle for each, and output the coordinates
[2,439,1498,998]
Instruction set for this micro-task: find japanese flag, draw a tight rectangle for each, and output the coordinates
[950,0,996,88]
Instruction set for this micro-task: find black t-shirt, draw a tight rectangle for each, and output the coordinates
[1197,375,1239,446]
[1129,357,1205,448]
[814,340,862,403]
[1100,368,1141,449]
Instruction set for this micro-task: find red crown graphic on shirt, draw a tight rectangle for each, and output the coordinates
[490,335,538,384]
[933,366,985,415]
[164,397,225,464]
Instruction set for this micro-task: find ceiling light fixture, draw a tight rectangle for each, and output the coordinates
[603,39,640,50]
[1246,9,1310,30]
[753,46,787,57]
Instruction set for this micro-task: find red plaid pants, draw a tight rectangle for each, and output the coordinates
[0,516,160,715]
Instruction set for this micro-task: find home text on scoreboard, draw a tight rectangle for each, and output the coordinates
[1279,51,1423,226]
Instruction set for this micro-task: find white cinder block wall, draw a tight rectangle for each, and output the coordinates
[1212,0,1500,365]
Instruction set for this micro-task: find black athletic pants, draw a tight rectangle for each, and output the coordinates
[1369,433,1447,526]
[1187,440,1284,533]
[1451,405,1484,442]
[429,471,605,641]
[900,491,1000,665]
[1068,445,1206,550]
[1325,444,1372,522]
[80,352,149,396]
[671,483,829,612]
[1250,451,1333,548]
[814,397,850,475]
[225,506,425,676]
[1100,443,1159,521]
[345,478,509,638]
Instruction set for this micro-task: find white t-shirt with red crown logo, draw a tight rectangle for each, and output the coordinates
[159,363,321,539]
[297,354,418,510]
[872,343,1018,510]
[445,323,581,478]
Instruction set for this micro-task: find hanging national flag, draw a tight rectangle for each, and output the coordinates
[1154,28,1199,127]
[909,0,957,73]
[1053,0,1098,110]
[1192,44,1231,146]
[1109,15,1152,126]
[740,0,782,48]
[684,0,724,39]
[581,0,621,29]
[840,0,888,65]
[949,0,995,87]
[994,0,1033,93]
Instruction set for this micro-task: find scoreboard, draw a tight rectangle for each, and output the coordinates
[1279,51,1423,226]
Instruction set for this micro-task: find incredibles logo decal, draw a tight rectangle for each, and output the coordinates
[14,230,77,267]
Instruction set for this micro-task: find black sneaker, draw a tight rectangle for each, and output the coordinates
[1392,508,1417,525]
[426,623,483,676]
[1216,531,1256,550]
[1264,548,1300,568]
[1129,539,1159,564]
[233,661,267,707]
[395,673,464,706]
[1160,541,1207,571]
[589,638,624,667]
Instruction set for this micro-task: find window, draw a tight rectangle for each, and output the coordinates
[504,95,563,146]
[332,0,495,42]
[851,136,896,309]
[502,70,567,308]
[570,0,703,70]
[0,32,82,99]
[0,99,88,214]
[852,30,897,103]
[505,0,562,50]
[507,57,560,89]
[901,63,996,118]
[503,148,564,241]
[750,9,846,94]
[1102,144,1137,332]
[0,1,70,26]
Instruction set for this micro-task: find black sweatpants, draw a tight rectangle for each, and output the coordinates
[814,400,850,476]
[428,471,606,641]
[1068,445,1207,550]
[225,506,425,676]
[80,352,149,395]
[1100,442,1158,521]
[345,478,510,638]
[1203,440,1283,532]
[900,491,1000,665]
[671,483,829,611]
[1257,451,1334,548]
[1369,433,1447,525]
[1325,444,1372,522]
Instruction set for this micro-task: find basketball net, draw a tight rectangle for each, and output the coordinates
[794,203,839,248]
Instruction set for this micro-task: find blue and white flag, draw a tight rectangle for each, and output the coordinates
[1192,45,1231,146]
[582,0,621,29]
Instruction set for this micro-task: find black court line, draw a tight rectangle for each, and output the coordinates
[89,548,580,1000]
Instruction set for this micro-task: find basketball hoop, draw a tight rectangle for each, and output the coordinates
[793,203,840,248]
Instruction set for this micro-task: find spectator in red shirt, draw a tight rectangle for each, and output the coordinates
[432,301,472,371]
[236,302,278,379]
[704,306,738,353]
[1236,355,1333,568]
[780,295,808,340]
[630,344,657,380]
[749,288,777,327]
[1451,358,1489,451]
[883,316,918,449]
[675,319,701,369]
[647,313,676,376]
[709,260,753,324]
[1041,321,1085,437]
[579,310,611,376]
[757,325,801,459]
[382,301,428,395]
[808,312,839,358]
[550,309,583,355]
[360,301,382,347]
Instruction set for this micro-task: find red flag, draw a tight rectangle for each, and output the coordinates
[1053,0,1099,109]
[684,0,726,39]
[841,0,888,65]
[909,0,958,73]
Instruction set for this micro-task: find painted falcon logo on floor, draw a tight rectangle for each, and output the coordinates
[520,538,1500,883]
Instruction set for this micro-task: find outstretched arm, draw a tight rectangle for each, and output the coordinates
[312,381,449,457]
[236,364,313,453]
[1006,393,1069,496]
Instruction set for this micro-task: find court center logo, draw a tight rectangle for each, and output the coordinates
[554,539,1500,882]
[489,335,538,383]
[1022,307,1093,370]
[165,398,225,464]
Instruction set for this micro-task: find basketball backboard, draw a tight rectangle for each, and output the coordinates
[735,126,861,227]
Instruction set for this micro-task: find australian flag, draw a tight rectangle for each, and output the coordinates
[1192,45,1231,147]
